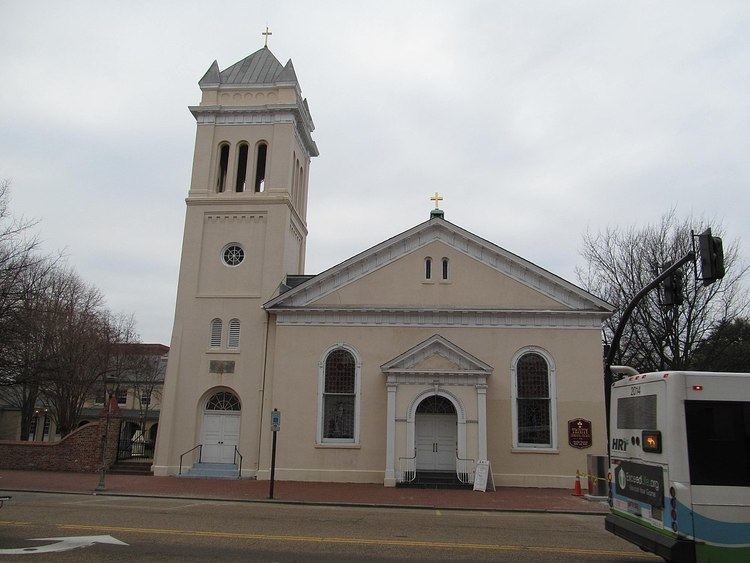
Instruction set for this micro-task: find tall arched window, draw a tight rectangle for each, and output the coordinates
[319,347,359,442]
[425,257,432,280]
[254,142,268,192]
[227,318,240,349]
[235,143,249,192]
[216,143,229,193]
[512,350,556,448]
[209,318,223,348]
[442,257,449,280]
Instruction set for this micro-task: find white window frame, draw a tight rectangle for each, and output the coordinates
[317,343,362,445]
[510,346,558,451]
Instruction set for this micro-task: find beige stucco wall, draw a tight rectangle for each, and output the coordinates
[255,322,606,487]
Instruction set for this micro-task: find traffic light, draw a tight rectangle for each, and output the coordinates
[661,261,684,306]
[698,228,725,286]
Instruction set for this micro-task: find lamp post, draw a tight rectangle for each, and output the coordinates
[95,379,116,493]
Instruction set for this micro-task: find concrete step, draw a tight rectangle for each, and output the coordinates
[181,462,240,480]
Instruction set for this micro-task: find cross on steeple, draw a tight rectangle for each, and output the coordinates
[430,192,443,209]
[262,26,272,47]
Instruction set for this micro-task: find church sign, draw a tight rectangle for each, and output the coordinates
[568,418,592,449]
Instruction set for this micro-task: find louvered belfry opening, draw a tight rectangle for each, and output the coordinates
[254,143,267,192]
[227,319,240,348]
[235,143,249,192]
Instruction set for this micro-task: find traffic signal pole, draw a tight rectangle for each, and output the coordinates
[603,250,695,453]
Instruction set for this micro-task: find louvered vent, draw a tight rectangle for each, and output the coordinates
[228,318,241,348]
[210,319,222,348]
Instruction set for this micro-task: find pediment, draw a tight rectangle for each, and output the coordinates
[381,335,493,376]
[265,218,613,313]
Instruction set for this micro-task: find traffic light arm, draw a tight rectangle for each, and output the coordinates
[603,250,695,454]
[605,250,695,369]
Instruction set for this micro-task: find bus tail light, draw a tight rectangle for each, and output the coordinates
[692,385,703,391]
[642,430,662,453]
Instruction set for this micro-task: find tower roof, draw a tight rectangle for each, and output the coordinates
[200,47,299,87]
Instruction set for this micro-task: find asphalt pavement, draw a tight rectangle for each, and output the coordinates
[0,491,656,561]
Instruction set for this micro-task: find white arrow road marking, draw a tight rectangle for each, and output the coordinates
[0,535,127,555]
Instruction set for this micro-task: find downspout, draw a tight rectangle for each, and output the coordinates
[256,308,271,472]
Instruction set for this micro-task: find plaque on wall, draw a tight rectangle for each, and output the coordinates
[209,360,235,374]
[568,418,592,449]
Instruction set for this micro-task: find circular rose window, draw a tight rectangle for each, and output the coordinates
[222,244,244,267]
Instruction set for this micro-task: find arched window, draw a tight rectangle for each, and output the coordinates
[216,143,229,193]
[425,257,432,280]
[235,143,249,192]
[227,318,240,349]
[319,347,359,442]
[209,318,222,348]
[512,350,556,449]
[205,391,241,411]
[254,142,268,192]
[442,257,449,280]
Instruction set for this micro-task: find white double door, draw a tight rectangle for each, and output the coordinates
[415,414,457,471]
[201,413,240,463]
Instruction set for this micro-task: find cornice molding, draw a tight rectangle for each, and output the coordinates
[273,308,606,329]
[189,105,318,157]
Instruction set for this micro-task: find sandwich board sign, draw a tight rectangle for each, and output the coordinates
[473,460,495,492]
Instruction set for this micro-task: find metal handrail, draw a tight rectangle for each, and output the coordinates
[233,445,243,479]
[398,452,417,483]
[178,444,202,476]
[456,456,476,484]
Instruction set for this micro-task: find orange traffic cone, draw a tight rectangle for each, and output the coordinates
[572,470,583,497]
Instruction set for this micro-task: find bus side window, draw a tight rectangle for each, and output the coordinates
[685,400,750,487]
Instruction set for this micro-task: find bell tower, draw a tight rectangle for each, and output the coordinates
[188,45,318,286]
[153,45,318,477]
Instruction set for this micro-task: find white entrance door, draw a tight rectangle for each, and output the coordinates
[201,413,240,463]
[415,414,457,471]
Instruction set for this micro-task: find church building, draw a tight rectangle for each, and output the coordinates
[153,44,614,488]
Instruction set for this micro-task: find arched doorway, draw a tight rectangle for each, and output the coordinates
[201,390,241,464]
[415,395,457,472]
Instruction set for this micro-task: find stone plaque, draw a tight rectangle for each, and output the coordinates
[209,360,235,374]
[568,418,592,449]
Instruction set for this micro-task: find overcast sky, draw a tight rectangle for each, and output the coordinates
[1,1,748,344]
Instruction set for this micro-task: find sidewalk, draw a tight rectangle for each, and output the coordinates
[0,470,608,514]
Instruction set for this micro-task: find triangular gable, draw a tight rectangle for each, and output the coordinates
[265,218,614,312]
[381,334,493,375]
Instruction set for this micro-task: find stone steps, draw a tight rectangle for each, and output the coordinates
[180,462,240,479]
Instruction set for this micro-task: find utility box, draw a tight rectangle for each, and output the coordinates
[587,454,608,497]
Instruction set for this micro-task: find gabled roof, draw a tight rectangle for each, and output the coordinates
[265,216,614,312]
[381,334,493,375]
[199,47,299,87]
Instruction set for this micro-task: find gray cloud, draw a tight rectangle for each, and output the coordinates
[1,1,748,342]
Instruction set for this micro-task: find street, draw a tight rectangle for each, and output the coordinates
[0,491,657,561]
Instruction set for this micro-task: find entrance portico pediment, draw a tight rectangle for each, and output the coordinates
[380,334,492,383]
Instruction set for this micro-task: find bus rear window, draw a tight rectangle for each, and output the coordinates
[617,395,657,429]
[686,401,750,487]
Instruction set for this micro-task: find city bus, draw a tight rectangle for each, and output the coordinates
[605,371,750,562]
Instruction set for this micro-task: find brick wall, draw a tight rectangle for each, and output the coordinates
[0,405,122,473]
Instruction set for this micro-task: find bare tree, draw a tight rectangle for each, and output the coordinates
[40,269,117,437]
[0,259,58,439]
[577,210,748,373]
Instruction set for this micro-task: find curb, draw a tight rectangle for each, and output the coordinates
[0,487,609,516]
